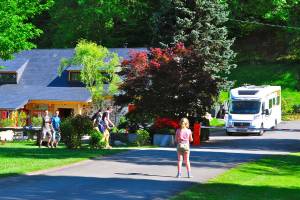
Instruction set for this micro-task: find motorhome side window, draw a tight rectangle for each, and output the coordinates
[276,96,280,105]
[269,99,273,109]
[272,98,276,105]
[262,103,265,112]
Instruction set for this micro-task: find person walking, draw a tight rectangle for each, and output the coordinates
[175,117,193,178]
[92,109,102,132]
[51,110,61,148]
[101,106,115,149]
[39,110,53,148]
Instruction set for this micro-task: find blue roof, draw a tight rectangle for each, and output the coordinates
[0,48,147,110]
[0,57,29,72]
[66,48,147,71]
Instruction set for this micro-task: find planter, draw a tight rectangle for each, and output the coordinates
[128,133,138,143]
[153,134,175,147]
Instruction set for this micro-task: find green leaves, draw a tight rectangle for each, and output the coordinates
[0,0,54,60]
[59,40,121,107]
[38,0,155,48]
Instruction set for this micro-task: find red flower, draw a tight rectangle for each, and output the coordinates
[154,117,180,129]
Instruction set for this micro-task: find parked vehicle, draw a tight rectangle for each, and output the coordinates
[225,85,281,135]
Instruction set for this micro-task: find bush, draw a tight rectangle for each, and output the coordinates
[110,128,128,145]
[117,116,128,129]
[292,104,300,113]
[136,129,150,146]
[0,118,15,127]
[89,129,106,149]
[61,115,93,149]
[282,98,293,114]
[31,117,42,127]
[60,118,77,148]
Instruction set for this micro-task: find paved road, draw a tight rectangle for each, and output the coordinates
[1,121,300,200]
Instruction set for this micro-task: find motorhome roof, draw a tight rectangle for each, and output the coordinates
[230,85,281,100]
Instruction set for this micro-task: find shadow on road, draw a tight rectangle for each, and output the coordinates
[199,137,300,152]
[0,175,192,200]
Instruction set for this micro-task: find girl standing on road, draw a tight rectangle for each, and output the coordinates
[175,118,193,178]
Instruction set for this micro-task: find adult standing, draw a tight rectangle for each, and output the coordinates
[92,109,102,132]
[51,110,61,148]
[39,110,53,148]
[101,106,115,149]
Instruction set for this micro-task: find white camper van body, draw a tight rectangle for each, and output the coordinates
[225,86,281,134]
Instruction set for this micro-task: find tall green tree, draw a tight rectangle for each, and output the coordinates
[36,0,158,48]
[59,40,121,107]
[0,0,53,60]
[153,0,236,88]
[225,0,300,61]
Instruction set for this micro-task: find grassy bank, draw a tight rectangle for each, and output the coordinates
[219,62,300,119]
[229,63,300,90]
[172,153,300,200]
[0,141,126,178]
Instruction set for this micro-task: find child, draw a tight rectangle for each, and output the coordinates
[175,117,193,178]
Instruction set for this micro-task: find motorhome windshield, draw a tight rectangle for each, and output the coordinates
[230,101,261,114]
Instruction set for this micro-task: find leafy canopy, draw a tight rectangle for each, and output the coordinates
[37,0,156,48]
[152,0,236,89]
[0,0,53,60]
[59,40,121,106]
[115,43,219,121]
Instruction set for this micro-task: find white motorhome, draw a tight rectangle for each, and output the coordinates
[225,85,281,135]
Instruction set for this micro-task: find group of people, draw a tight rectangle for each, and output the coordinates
[92,106,115,149]
[39,110,61,148]
[38,106,193,178]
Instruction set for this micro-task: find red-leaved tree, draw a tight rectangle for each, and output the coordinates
[115,43,220,124]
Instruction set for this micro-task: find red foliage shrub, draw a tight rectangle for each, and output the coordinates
[154,117,180,129]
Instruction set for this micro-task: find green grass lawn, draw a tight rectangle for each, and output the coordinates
[172,153,300,200]
[229,63,300,90]
[0,141,126,178]
[209,118,225,127]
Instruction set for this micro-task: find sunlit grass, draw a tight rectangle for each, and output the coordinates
[172,153,300,200]
[0,141,126,178]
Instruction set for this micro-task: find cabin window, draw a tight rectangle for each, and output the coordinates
[69,72,81,82]
[269,99,273,109]
[0,73,17,84]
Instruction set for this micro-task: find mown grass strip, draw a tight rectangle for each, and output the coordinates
[172,153,300,200]
[0,141,126,178]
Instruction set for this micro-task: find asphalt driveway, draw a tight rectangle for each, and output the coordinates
[1,121,300,200]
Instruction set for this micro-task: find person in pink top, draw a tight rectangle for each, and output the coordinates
[175,117,193,178]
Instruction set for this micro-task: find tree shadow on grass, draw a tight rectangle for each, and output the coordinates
[172,182,300,200]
